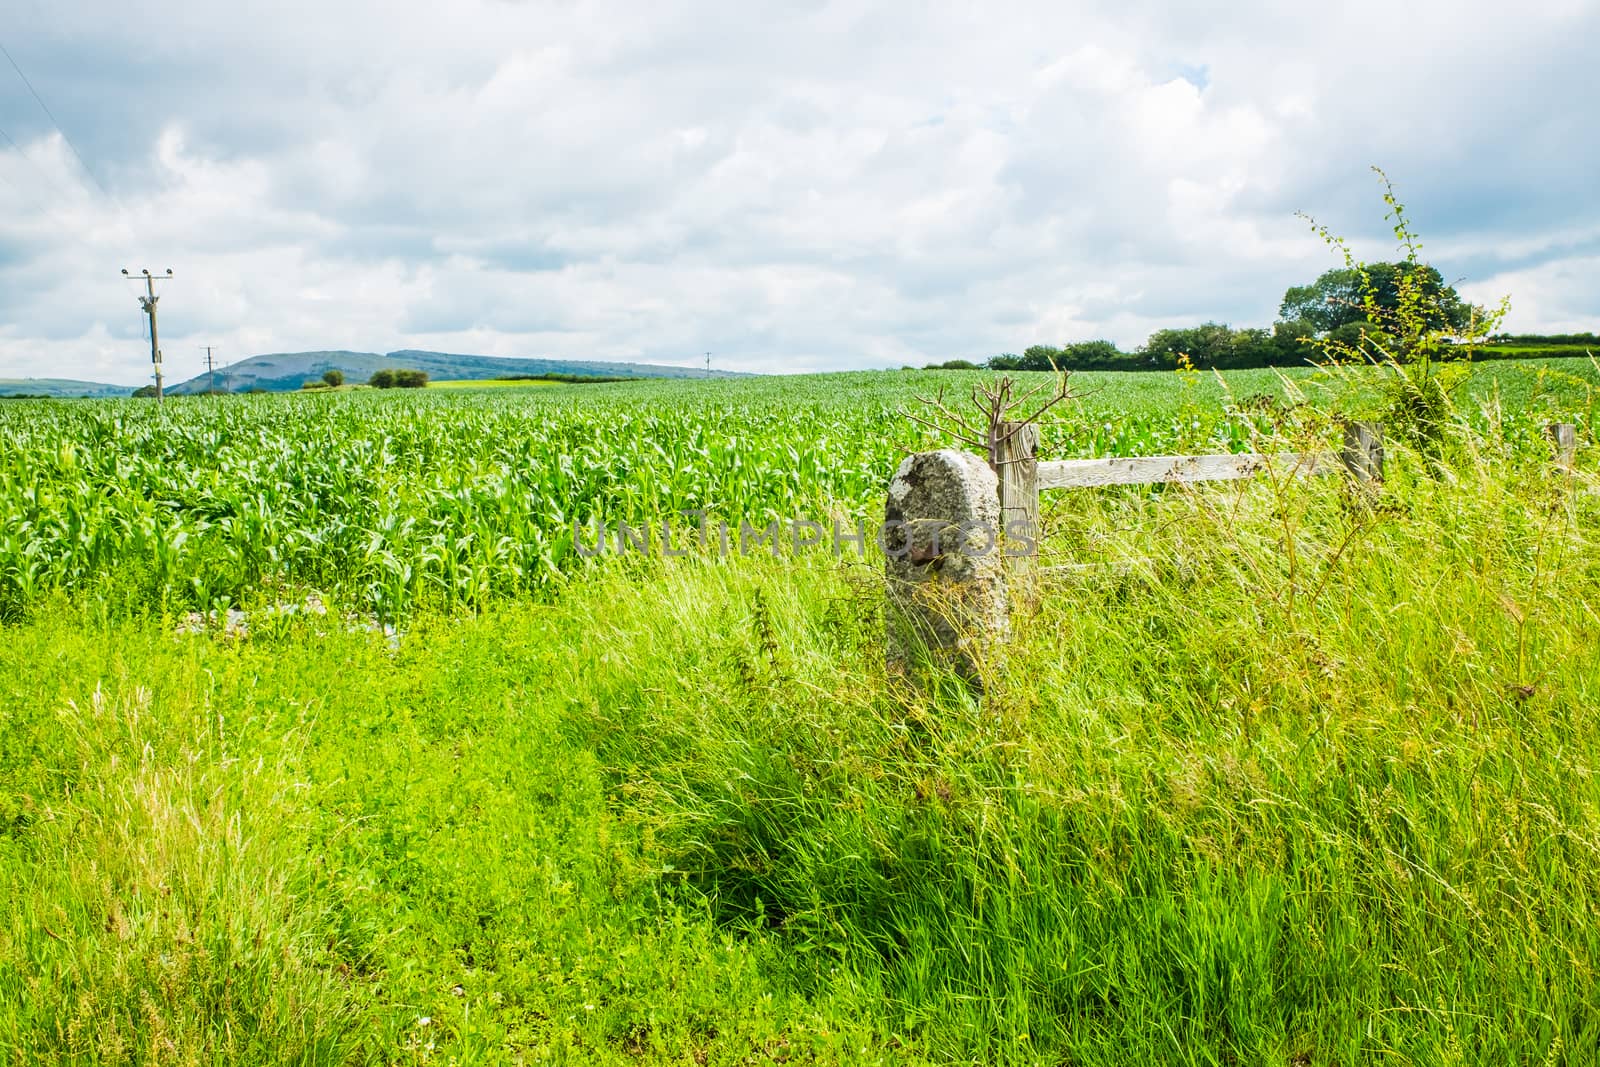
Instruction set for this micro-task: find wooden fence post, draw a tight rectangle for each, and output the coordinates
[1547,422,1577,469]
[1340,421,1384,484]
[994,421,1039,575]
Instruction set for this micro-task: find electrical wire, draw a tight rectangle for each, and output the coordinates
[0,121,59,191]
[0,31,144,253]
[2,17,151,387]
[0,37,115,204]
[0,120,64,217]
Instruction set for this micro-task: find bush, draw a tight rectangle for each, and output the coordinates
[1301,167,1508,451]
[393,370,429,389]
[989,341,1142,372]
[368,370,396,389]
[1489,332,1599,346]
[322,369,344,388]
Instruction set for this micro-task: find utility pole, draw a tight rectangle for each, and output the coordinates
[122,268,172,402]
[705,351,711,375]
[202,346,217,394]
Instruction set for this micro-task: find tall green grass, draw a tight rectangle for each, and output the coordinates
[549,420,1600,1063]
[1,363,1598,1062]
[0,607,895,1064]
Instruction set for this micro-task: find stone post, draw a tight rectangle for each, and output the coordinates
[884,449,1008,684]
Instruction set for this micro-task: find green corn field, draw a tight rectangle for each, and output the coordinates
[3,362,1592,623]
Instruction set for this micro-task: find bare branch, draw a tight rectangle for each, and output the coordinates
[1006,377,1053,412]
[1014,371,1080,428]
[910,386,989,442]
[902,409,985,450]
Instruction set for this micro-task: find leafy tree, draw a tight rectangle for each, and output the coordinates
[1299,166,1508,447]
[1278,270,1360,334]
[1140,323,1240,369]
[369,369,396,389]
[132,385,157,398]
[322,369,344,387]
[1139,323,1321,370]
[1020,344,1063,370]
[989,341,1140,372]
[1325,322,1374,349]
[1279,262,1477,336]
[1272,318,1316,358]
[394,369,429,388]
[1061,340,1125,366]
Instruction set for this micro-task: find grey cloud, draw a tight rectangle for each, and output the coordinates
[0,0,1596,384]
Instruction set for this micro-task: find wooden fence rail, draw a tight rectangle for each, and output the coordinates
[996,421,1385,570]
[887,420,1576,682]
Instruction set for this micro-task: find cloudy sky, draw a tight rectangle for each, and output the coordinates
[1,0,1595,384]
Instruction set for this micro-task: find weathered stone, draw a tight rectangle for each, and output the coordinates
[885,449,1008,683]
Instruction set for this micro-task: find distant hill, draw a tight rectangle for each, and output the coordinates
[0,378,135,399]
[168,350,744,394]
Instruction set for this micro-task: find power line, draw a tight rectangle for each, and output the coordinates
[0,133,80,230]
[0,37,115,204]
[0,71,126,248]
[0,119,67,209]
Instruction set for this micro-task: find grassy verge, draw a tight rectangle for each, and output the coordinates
[3,410,1598,1063]
[0,600,899,1064]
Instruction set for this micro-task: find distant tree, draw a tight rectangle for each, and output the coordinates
[322,369,344,387]
[1270,318,1317,362]
[1326,321,1376,348]
[988,341,1137,371]
[301,380,328,390]
[1486,332,1600,347]
[1020,344,1064,371]
[132,385,157,398]
[1279,262,1477,336]
[1060,340,1124,366]
[369,369,396,389]
[980,345,1062,372]
[393,369,429,388]
[1141,323,1235,369]
[1139,323,1304,369]
[1278,270,1358,334]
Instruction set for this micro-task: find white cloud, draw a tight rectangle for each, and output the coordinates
[0,0,1596,385]
[1462,256,1600,337]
